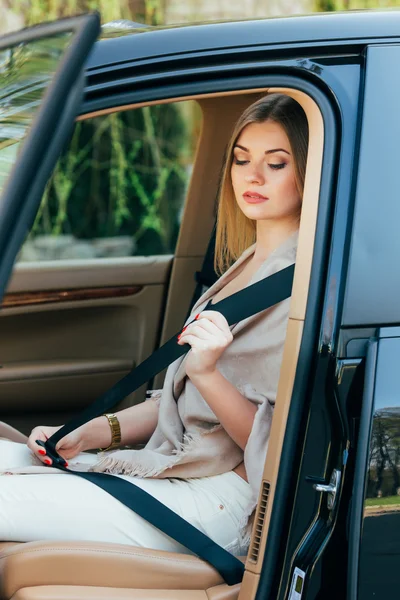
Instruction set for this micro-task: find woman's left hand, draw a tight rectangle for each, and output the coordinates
[177,310,233,378]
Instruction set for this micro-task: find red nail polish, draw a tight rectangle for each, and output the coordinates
[38,449,46,456]
[44,459,51,465]
[182,326,187,332]
[64,461,69,467]
[177,334,181,340]
[195,314,200,320]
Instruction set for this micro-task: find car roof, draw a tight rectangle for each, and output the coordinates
[87,10,400,71]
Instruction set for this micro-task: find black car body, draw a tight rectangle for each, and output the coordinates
[0,10,399,600]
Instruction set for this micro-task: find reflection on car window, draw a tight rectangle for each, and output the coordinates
[18,101,201,261]
[0,33,73,191]
[358,338,400,597]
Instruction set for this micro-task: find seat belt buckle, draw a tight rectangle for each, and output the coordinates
[36,439,68,467]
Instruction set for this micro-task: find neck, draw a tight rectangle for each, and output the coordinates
[252,218,299,263]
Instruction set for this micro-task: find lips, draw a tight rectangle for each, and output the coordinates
[243,191,269,204]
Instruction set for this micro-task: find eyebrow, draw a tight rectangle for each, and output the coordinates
[234,144,290,155]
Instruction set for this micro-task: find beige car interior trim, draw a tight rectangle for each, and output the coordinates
[11,587,208,600]
[2,286,142,309]
[9,584,241,600]
[10,585,241,600]
[7,255,173,293]
[242,90,322,588]
[0,87,323,600]
[0,285,165,422]
[0,359,133,381]
[237,570,261,600]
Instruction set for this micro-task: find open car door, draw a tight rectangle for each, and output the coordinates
[0,13,100,302]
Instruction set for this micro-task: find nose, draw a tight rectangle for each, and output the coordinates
[244,163,265,185]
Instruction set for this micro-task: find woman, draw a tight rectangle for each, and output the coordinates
[0,93,308,556]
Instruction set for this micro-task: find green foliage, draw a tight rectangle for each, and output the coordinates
[31,102,200,255]
[314,0,400,11]
[365,495,400,506]
[9,0,163,26]
[314,0,337,10]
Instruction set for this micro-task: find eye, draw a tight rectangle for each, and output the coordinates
[269,163,286,170]
[234,159,249,166]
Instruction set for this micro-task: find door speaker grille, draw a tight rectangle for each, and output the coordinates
[248,480,270,564]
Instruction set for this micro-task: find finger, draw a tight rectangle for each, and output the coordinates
[177,334,208,350]
[27,430,47,456]
[55,442,72,460]
[55,436,69,454]
[188,318,223,338]
[194,314,233,343]
[33,443,52,465]
[182,321,221,341]
[28,431,58,466]
[194,310,231,333]
[38,443,68,467]
[30,442,53,466]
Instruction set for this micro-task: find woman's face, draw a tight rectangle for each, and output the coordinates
[231,119,302,224]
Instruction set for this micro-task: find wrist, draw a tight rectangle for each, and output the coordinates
[99,413,121,451]
[81,416,112,452]
[189,367,219,384]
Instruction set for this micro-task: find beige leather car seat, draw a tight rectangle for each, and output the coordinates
[0,540,242,600]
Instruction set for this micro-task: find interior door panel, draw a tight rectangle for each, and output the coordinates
[1,256,173,433]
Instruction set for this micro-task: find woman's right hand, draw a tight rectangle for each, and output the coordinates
[27,425,86,466]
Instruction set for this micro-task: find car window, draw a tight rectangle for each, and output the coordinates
[358,336,400,599]
[0,33,73,193]
[17,101,202,261]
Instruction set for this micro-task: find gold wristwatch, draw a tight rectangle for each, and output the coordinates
[99,413,121,452]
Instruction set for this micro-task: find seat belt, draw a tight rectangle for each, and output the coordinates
[39,262,295,586]
[189,226,217,314]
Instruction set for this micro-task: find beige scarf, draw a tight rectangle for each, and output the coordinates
[91,230,299,538]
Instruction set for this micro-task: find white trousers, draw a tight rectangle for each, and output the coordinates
[0,439,252,555]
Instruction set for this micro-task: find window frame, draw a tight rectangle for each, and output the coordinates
[73,73,337,599]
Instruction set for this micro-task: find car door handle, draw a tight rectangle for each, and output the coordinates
[314,482,336,493]
[312,468,341,511]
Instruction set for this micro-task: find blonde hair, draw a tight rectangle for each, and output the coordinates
[214,93,309,274]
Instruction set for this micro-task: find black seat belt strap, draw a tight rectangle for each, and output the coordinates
[190,226,217,312]
[41,262,295,585]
